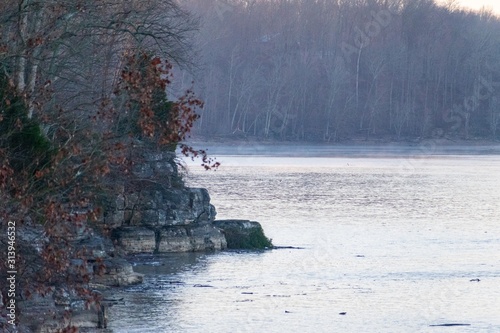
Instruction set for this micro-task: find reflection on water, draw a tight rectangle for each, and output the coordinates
[108,153,500,332]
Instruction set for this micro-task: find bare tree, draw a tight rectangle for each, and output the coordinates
[182,0,500,141]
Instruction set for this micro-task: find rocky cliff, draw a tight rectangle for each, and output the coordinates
[103,147,227,254]
[0,146,227,332]
[0,222,142,332]
[1,145,273,332]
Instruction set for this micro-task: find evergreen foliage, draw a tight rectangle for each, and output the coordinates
[0,74,53,171]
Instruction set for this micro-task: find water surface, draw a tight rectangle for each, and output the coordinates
[108,150,500,332]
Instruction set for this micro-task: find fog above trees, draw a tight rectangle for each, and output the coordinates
[183,0,500,141]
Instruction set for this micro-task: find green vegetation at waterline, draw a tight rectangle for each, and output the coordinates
[221,224,273,250]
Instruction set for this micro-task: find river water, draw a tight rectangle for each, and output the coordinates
[108,147,500,332]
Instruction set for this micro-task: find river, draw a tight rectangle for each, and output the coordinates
[108,145,500,332]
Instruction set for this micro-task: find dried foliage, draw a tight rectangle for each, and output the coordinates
[113,50,220,169]
[1,71,109,332]
[0,1,215,331]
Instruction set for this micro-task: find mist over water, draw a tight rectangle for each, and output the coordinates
[185,143,500,158]
[108,146,500,332]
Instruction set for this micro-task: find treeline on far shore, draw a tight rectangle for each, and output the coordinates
[182,0,500,142]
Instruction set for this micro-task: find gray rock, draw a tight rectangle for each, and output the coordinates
[92,258,144,287]
[132,163,154,178]
[187,224,227,251]
[53,288,71,306]
[105,209,124,228]
[112,224,227,254]
[157,225,227,253]
[103,146,227,254]
[157,227,191,252]
[111,227,156,253]
[214,219,259,229]
[115,194,126,210]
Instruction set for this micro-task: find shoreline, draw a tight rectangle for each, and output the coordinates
[183,137,500,158]
[186,134,500,146]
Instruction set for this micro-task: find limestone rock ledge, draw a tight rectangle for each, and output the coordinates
[102,149,227,254]
[106,182,228,254]
[91,258,144,287]
[111,224,227,254]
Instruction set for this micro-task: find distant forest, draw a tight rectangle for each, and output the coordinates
[183,0,500,141]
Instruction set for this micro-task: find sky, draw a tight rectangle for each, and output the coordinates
[443,0,500,14]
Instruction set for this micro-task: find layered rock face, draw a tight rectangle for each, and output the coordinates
[0,223,142,333]
[105,149,227,254]
[1,148,226,332]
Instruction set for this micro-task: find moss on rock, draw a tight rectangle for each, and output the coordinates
[214,220,272,250]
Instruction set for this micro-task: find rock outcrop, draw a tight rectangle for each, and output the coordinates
[1,145,269,332]
[104,148,227,254]
[0,223,140,333]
